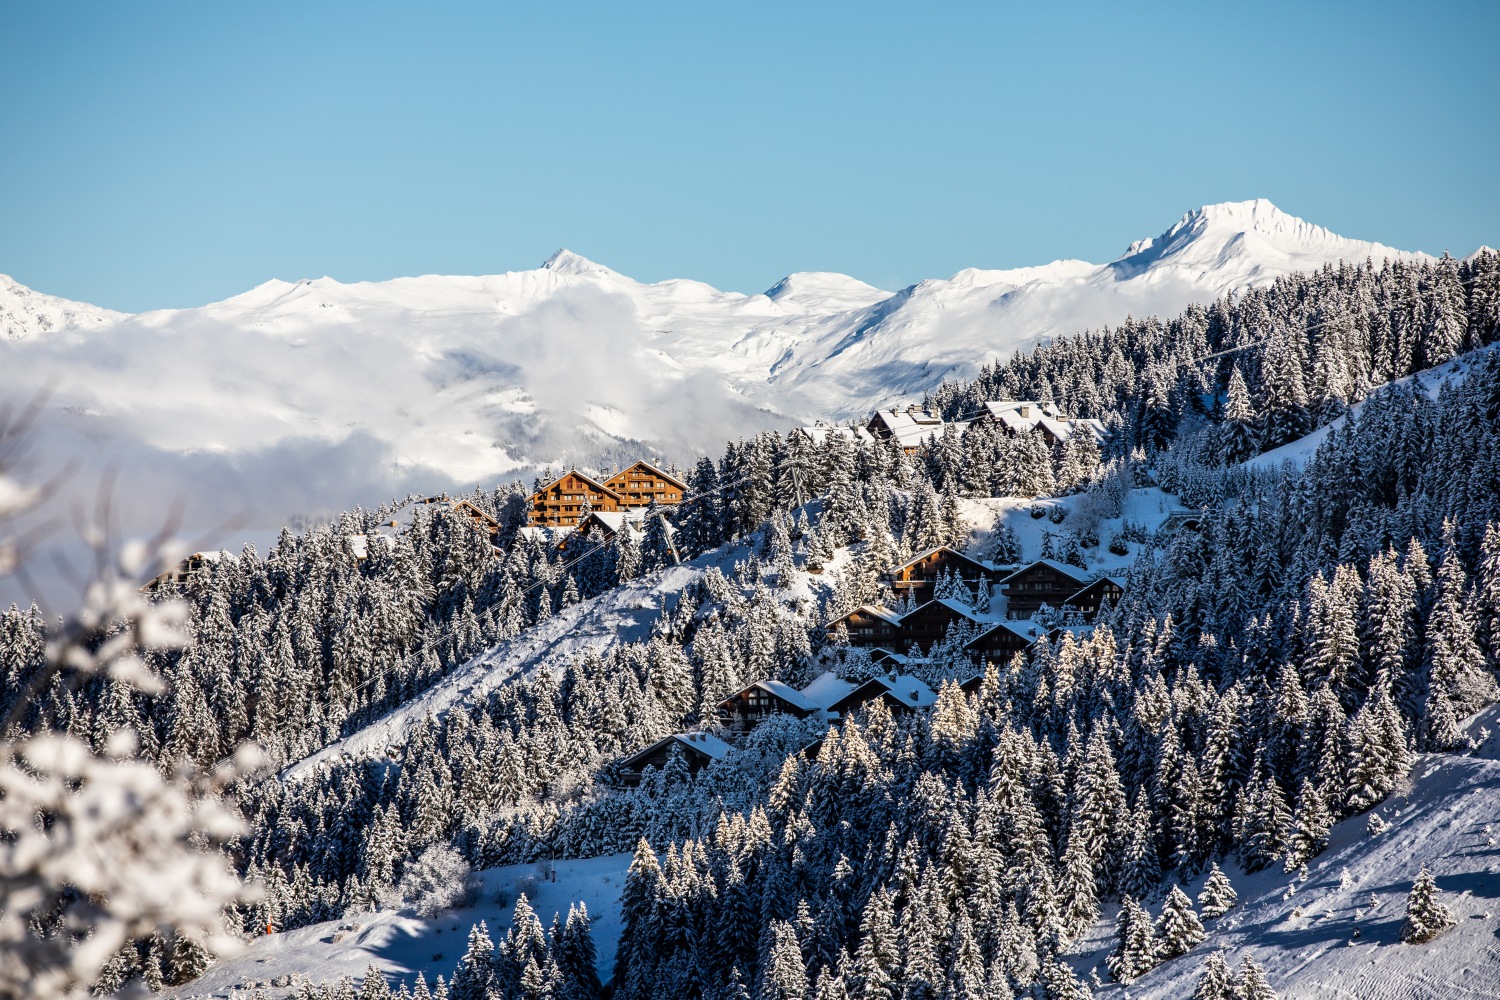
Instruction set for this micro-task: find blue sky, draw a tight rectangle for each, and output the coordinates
[3,1,1497,312]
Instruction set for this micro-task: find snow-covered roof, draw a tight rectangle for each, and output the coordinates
[964,622,1037,648]
[797,424,878,446]
[873,673,937,710]
[753,680,818,713]
[345,534,396,559]
[827,604,902,628]
[979,399,1060,420]
[797,670,857,710]
[1001,559,1091,585]
[669,731,733,760]
[891,545,992,574]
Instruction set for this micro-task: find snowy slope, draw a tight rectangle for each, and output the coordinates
[0,273,124,342]
[1072,704,1500,999]
[1246,344,1499,471]
[0,201,1434,603]
[171,854,634,999]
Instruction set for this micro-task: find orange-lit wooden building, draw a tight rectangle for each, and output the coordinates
[527,471,624,527]
[603,461,687,508]
[527,462,688,527]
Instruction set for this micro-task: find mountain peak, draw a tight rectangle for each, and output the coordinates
[540,248,617,278]
[0,273,126,342]
[1117,199,1427,275]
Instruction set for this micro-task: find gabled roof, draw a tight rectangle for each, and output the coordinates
[834,673,938,712]
[532,469,624,502]
[451,499,501,530]
[963,621,1038,650]
[825,604,902,629]
[719,679,817,714]
[607,460,687,492]
[1064,576,1126,603]
[620,731,734,771]
[891,545,993,576]
[979,399,1060,420]
[1000,559,1091,587]
[798,670,857,710]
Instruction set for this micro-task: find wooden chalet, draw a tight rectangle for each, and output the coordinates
[898,598,985,650]
[964,621,1040,665]
[602,461,686,509]
[527,470,623,527]
[618,731,733,787]
[716,680,816,733]
[998,559,1091,619]
[887,546,995,604]
[141,550,231,593]
[450,499,502,546]
[826,605,902,648]
[826,673,937,721]
[1064,576,1125,619]
[865,406,953,454]
[971,400,1105,448]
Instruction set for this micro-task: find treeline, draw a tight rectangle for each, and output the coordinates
[601,350,1500,999]
[928,251,1500,463]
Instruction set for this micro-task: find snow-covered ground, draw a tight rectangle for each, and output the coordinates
[1072,704,1500,999]
[172,854,634,1000]
[0,200,1432,605]
[1246,345,1498,471]
[287,487,1174,781]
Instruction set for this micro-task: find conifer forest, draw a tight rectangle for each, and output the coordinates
[5,250,1500,1000]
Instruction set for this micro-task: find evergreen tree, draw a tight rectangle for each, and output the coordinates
[1400,866,1455,943]
[1235,955,1277,1000]
[1191,952,1235,1000]
[1197,865,1238,920]
[1154,885,1206,960]
[1106,896,1157,983]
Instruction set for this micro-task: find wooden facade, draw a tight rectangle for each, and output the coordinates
[887,546,995,605]
[527,471,623,527]
[618,732,731,787]
[998,560,1090,619]
[964,622,1038,665]
[898,598,984,650]
[602,461,686,509]
[1064,577,1125,618]
[716,681,814,734]
[826,605,901,647]
[527,462,686,527]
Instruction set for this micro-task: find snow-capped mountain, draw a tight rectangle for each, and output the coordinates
[0,273,124,342]
[0,200,1434,569]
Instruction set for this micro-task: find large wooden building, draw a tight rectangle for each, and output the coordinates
[527,462,688,527]
[527,470,623,527]
[602,461,687,509]
[887,546,997,605]
[825,605,902,647]
[997,559,1091,619]
[618,731,733,787]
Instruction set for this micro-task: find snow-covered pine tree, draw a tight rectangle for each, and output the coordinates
[1197,864,1238,920]
[1400,865,1456,944]
[1191,951,1235,1000]
[1235,954,1277,1000]
[1154,885,1206,960]
[1106,896,1157,983]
